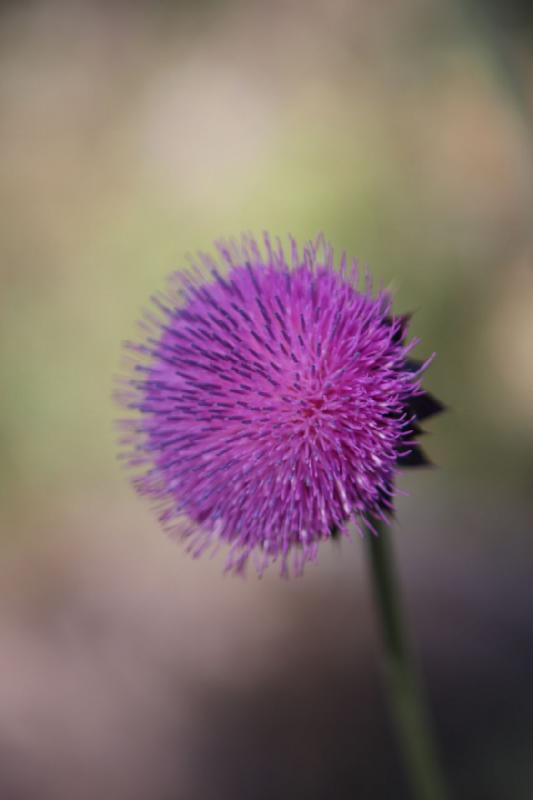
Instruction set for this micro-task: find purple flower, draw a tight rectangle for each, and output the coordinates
[117,235,443,576]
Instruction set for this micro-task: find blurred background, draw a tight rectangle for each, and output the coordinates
[1,0,532,797]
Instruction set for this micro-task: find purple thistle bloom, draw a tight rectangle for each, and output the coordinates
[117,234,442,576]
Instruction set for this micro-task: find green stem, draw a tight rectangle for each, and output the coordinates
[367,522,449,800]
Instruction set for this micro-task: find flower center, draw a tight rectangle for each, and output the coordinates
[301,396,324,417]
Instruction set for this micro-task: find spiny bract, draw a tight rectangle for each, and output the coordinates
[117,234,442,576]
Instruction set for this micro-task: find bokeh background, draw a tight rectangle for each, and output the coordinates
[1,1,533,798]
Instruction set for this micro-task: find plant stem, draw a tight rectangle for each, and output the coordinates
[366,522,449,800]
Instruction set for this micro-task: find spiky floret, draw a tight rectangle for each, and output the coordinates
[117,234,440,576]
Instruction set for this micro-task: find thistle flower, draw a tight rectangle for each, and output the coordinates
[117,235,443,575]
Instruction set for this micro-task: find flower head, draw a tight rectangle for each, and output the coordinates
[117,235,443,575]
